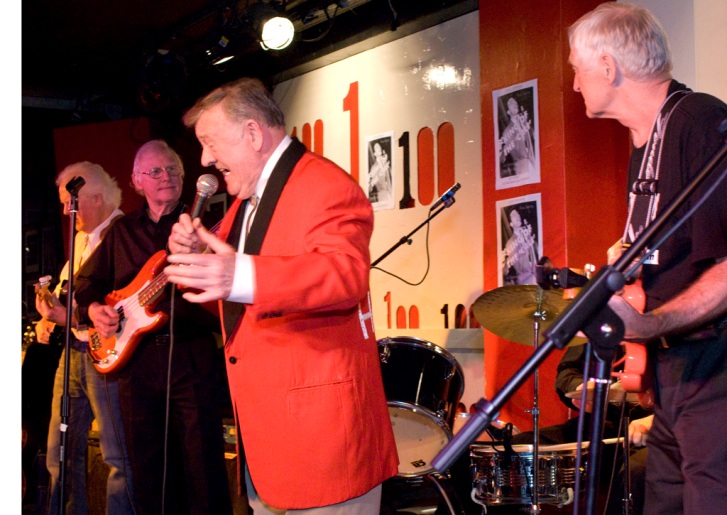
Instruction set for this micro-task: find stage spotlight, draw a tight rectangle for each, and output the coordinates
[246,2,295,51]
[260,16,295,50]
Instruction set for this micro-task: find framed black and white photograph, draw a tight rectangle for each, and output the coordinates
[493,79,540,190]
[496,193,542,287]
[366,132,395,211]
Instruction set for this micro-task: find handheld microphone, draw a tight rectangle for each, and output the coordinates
[190,174,219,219]
[430,182,461,210]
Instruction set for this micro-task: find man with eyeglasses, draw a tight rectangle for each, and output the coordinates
[74,139,233,515]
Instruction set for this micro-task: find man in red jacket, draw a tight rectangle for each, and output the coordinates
[165,77,399,513]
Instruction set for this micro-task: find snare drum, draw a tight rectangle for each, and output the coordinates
[470,441,588,506]
[378,336,465,477]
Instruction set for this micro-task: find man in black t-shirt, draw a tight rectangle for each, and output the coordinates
[569,3,727,514]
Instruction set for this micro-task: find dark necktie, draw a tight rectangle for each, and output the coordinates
[222,196,257,341]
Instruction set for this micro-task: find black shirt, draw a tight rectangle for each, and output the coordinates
[627,80,727,312]
[75,201,219,337]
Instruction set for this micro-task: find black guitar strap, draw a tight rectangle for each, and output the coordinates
[622,88,692,254]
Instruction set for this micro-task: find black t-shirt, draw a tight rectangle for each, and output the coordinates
[627,80,727,312]
[75,201,219,337]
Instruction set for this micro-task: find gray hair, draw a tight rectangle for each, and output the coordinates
[182,77,285,129]
[56,161,122,209]
[568,2,672,81]
[132,139,185,177]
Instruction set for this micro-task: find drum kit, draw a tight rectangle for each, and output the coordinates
[377,282,635,514]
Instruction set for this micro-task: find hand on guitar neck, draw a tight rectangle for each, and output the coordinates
[33,275,67,345]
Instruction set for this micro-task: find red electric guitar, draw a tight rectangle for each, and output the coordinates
[87,250,170,373]
[611,280,655,409]
[87,217,222,374]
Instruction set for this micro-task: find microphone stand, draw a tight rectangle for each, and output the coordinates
[57,176,85,515]
[372,197,457,267]
[432,133,727,514]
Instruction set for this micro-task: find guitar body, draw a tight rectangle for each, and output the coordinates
[88,250,170,374]
[612,280,655,408]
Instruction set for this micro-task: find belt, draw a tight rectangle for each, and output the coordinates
[660,321,727,348]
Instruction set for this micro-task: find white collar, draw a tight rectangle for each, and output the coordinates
[83,207,124,250]
[254,135,293,200]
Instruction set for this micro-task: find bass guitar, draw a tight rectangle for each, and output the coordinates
[611,280,655,409]
[87,250,170,373]
[87,212,222,374]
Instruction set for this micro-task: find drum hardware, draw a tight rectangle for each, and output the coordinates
[612,395,638,515]
[453,412,520,442]
[471,283,588,513]
[382,472,466,515]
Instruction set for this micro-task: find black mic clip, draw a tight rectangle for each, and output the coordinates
[65,176,86,196]
[430,182,461,211]
[535,256,589,290]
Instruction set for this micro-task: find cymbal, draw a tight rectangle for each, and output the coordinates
[472,284,587,346]
[565,385,639,404]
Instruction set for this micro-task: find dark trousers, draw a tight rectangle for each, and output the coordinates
[118,334,233,515]
[645,335,727,514]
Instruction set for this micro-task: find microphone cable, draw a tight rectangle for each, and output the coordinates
[371,216,432,286]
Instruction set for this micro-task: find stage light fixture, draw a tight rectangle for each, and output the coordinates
[246,2,295,51]
[206,35,236,66]
[260,16,295,50]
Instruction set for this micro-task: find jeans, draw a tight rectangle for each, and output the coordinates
[46,346,134,515]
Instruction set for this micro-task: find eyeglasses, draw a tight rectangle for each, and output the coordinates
[138,165,181,179]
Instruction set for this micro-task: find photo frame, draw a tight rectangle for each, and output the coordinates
[365,132,395,211]
[496,193,543,287]
[493,79,541,190]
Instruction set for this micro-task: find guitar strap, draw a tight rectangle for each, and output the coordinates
[622,88,692,261]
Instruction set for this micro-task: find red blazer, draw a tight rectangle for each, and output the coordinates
[217,148,399,509]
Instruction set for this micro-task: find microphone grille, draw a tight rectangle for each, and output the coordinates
[196,174,219,196]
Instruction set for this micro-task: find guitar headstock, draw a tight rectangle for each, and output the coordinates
[34,275,59,309]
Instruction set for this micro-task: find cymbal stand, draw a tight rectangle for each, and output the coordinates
[618,401,633,515]
[527,290,549,514]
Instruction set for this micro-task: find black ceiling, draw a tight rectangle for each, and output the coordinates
[22,0,477,120]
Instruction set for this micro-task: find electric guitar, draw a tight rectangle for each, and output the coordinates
[86,216,223,374]
[87,250,170,373]
[33,275,65,347]
[611,280,655,409]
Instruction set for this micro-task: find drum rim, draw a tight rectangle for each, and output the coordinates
[387,400,455,433]
[387,401,453,477]
[470,440,590,455]
[377,335,466,402]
